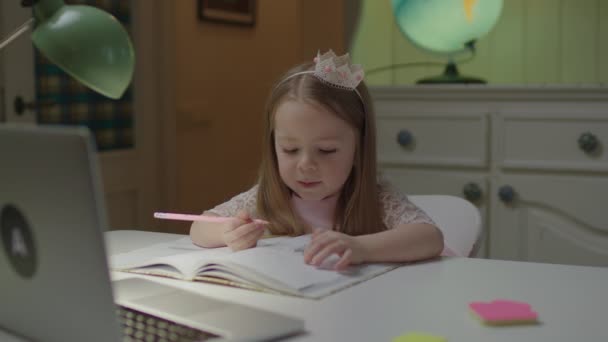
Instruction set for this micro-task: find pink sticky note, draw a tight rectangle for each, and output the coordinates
[469,299,538,325]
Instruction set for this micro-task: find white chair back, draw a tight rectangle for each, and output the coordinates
[409,195,482,257]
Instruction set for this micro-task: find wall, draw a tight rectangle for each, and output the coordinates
[351,0,608,85]
[159,0,346,233]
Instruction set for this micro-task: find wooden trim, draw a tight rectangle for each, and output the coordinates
[157,0,178,233]
[128,0,173,232]
[130,0,162,231]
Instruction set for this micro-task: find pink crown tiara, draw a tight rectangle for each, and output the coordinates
[274,50,366,104]
[312,50,364,90]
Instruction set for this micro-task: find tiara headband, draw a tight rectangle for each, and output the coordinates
[277,50,365,102]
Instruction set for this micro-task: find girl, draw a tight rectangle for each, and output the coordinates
[190,50,444,270]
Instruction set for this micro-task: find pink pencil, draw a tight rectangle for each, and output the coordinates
[153,212,269,225]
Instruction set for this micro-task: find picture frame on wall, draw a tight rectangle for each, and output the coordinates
[198,0,256,26]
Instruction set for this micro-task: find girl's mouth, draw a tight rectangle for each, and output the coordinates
[298,181,320,188]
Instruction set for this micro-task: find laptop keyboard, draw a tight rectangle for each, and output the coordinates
[117,305,219,342]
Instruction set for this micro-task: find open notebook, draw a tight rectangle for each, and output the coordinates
[110,234,399,299]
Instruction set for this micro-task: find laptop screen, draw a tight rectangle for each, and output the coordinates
[0,125,122,342]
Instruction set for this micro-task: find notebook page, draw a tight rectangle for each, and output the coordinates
[221,235,344,290]
[109,239,232,278]
[300,263,399,298]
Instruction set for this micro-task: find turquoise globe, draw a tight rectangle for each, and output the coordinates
[391,0,503,83]
[391,0,503,55]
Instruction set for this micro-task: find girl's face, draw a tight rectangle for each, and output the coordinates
[274,100,357,201]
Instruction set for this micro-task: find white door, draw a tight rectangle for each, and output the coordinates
[0,1,163,231]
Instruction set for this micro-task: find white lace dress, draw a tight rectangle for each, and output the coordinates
[205,181,456,256]
[206,181,435,229]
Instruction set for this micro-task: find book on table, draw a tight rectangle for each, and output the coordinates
[109,235,399,299]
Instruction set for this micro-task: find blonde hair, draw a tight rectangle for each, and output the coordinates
[256,62,385,236]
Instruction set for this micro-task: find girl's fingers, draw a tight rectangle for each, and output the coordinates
[310,240,345,266]
[235,222,264,239]
[231,230,264,251]
[235,210,251,223]
[241,225,266,244]
[222,217,248,234]
[225,222,262,244]
[304,233,334,263]
[227,224,265,251]
[334,248,352,271]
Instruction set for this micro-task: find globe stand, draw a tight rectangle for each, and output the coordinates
[416,61,486,84]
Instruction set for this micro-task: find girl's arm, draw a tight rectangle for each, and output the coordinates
[355,223,444,263]
[190,185,261,249]
[190,211,266,250]
[190,219,227,248]
[304,223,444,269]
[359,181,443,262]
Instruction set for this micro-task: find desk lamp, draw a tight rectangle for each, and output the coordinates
[0,0,134,99]
[391,0,502,84]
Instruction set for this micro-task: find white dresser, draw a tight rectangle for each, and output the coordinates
[371,86,608,266]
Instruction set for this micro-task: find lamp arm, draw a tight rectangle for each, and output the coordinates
[0,18,35,51]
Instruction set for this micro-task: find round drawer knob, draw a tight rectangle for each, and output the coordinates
[396,130,413,147]
[463,182,482,202]
[498,185,516,204]
[578,132,599,153]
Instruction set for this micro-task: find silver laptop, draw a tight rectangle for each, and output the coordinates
[0,124,304,342]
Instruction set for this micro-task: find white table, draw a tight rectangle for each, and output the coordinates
[3,230,605,341]
[104,230,608,341]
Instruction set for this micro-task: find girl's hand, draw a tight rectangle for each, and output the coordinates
[222,210,266,251]
[303,229,366,271]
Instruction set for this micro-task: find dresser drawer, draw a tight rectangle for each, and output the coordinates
[377,113,488,167]
[490,173,608,265]
[496,114,608,171]
[382,167,489,205]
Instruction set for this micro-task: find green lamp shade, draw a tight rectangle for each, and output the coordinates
[392,0,503,55]
[31,4,135,99]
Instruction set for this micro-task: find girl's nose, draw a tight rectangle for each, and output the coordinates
[298,154,317,171]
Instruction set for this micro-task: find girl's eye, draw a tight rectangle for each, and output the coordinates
[282,148,298,154]
[319,149,337,154]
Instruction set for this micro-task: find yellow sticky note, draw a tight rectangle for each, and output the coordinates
[392,332,447,342]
